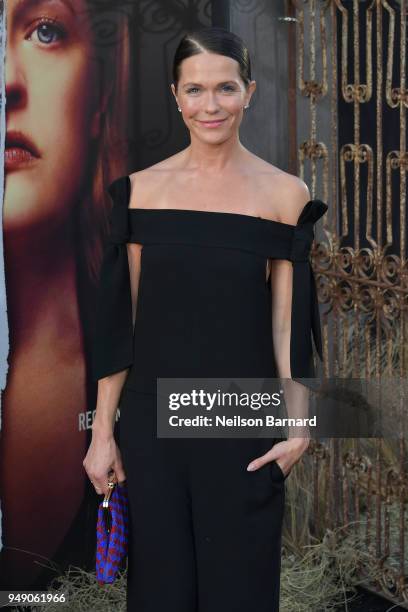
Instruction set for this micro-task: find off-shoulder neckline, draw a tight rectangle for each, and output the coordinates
[129,206,298,229]
[109,174,324,230]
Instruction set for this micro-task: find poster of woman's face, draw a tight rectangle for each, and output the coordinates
[0,0,132,588]
[0,0,212,590]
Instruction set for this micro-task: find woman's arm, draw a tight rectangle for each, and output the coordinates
[92,370,130,435]
[247,253,311,474]
[84,242,142,494]
[92,242,141,435]
[247,181,312,473]
[270,258,311,440]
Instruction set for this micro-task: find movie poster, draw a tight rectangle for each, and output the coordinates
[0,0,212,591]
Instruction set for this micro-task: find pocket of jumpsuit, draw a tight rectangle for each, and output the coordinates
[269,459,291,482]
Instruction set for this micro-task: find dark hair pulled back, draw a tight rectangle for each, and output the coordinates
[172,26,252,89]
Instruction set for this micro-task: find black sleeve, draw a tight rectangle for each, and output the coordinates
[91,177,134,382]
[288,199,328,388]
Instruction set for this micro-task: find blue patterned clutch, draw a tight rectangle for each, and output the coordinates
[96,481,129,584]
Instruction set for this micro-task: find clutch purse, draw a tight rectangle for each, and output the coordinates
[96,477,129,584]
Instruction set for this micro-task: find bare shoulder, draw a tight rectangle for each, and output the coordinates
[253,162,311,225]
[128,152,184,208]
[268,172,311,225]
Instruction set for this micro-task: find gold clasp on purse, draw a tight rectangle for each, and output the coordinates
[103,475,116,508]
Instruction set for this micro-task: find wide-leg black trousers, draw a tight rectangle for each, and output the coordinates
[119,389,286,612]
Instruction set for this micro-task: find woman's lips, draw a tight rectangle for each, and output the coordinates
[5,130,40,171]
[5,148,37,170]
[197,118,227,128]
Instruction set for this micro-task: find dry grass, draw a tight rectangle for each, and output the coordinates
[13,523,374,612]
[24,567,128,612]
[280,524,380,611]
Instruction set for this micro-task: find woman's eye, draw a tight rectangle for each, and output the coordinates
[186,85,236,94]
[27,18,67,45]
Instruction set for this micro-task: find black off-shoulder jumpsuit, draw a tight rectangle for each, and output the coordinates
[91,175,328,612]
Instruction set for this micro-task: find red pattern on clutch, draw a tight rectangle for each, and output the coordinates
[96,482,129,584]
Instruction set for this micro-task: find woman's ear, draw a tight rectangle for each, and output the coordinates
[170,83,178,106]
[245,80,256,107]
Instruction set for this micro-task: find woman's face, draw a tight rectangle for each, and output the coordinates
[4,0,103,228]
[171,51,256,146]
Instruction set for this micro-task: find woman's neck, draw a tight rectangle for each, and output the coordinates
[183,133,248,174]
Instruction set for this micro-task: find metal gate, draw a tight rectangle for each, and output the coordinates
[289,0,408,603]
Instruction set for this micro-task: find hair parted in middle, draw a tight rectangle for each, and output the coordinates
[172,26,252,90]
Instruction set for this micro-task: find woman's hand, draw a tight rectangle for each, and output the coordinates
[83,429,126,496]
[246,437,310,477]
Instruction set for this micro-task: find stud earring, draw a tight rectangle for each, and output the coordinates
[178,106,182,112]
[244,104,250,109]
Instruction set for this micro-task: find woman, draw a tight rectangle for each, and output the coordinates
[84,26,327,611]
[0,0,130,588]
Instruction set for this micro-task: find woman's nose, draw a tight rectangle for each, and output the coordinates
[5,52,27,111]
[203,93,220,113]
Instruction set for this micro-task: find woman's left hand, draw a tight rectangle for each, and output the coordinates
[246,437,310,477]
